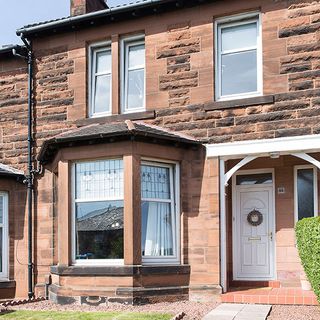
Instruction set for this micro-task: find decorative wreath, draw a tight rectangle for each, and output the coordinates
[247,209,263,226]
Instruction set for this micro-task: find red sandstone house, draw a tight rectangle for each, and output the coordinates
[0,0,319,306]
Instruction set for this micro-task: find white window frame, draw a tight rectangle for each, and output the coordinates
[0,192,8,280]
[71,159,124,266]
[121,35,146,114]
[141,159,180,265]
[215,12,262,101]
[294,165,318,223]
[88,41,112,118]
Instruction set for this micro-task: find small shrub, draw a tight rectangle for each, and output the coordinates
[295,216,320,302]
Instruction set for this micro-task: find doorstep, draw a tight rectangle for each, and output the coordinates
[221,287,318,305]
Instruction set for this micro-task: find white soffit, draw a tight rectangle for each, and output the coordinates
[206,134,320,159]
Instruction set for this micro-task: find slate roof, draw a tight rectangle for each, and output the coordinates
[38,120,201,164]
[16,0,214,37]
[77,206,123,232]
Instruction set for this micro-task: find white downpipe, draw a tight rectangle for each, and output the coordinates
[219,158,227,293]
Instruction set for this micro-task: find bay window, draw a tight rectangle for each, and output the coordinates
[215,12,262,101]
[141,161,180,264]
[89,43,112,117]
[73,159,124,264]
[122,36,145,113]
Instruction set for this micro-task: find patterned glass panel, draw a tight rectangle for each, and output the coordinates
[297,168,315,220]
[141,165,171,199]
[75,159,123,200]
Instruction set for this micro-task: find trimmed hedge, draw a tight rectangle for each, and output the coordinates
[295,217,320,302]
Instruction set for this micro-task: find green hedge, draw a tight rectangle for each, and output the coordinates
[295,216,320,301]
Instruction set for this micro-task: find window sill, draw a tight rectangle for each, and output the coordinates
[76,110,155,127]
[204,95,275,111]
[0,280,16,289]
[50,265,190,277]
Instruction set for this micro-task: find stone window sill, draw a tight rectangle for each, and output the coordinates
[50,265,190,277]
[75,110,155,127]
[204,95,275,111]
[0,280,16,289]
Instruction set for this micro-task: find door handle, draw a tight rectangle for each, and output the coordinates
[269,231,273,241]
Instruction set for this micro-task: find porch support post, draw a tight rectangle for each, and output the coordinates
[292,153,320,171]
[219,158,227,293]
[224,155,258,185]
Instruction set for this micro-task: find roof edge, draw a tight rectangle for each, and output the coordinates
[16,0,214,38]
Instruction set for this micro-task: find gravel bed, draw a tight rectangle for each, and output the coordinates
[2,300,218,320]
[268,305,320,320]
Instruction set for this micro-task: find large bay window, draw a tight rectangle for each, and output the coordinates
[71,157,180,266]
[141,161,180,264]
[73,159,124,264]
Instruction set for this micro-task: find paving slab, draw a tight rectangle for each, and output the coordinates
[202,303,271,320]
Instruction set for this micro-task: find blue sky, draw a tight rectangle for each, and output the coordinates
[0,0,128,46]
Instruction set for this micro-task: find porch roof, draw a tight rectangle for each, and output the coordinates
[0,163,24,179]
[206,134,320,160]
[38,120,201,164]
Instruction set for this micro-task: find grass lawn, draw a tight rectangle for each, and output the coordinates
[0,310,173,320]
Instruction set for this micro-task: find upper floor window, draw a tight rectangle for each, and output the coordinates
[294,165,318,222]
[215,12,262,101]
[121,36,145,113]
[73,159,124,265]
[89,43,112,118]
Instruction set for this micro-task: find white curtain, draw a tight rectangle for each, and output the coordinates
[144,202,173,256]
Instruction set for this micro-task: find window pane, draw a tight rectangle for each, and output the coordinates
[0,197,3,224]
[221,50,257,96]
[93,74,111,114]
[236,173,273,185]
[141,201,174,257]
[297,169,315,220]
[127,69,144,110]
[128,44,145,69]
[95,50,111,74]
[75,159,123,200]
[141,165,171,199]
[0,228,2,272]
[221,22,257,52]
[75,200,124,260]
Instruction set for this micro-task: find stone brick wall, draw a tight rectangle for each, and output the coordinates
[0,58,28,170]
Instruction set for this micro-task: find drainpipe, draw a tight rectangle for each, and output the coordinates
[12,36,35,299]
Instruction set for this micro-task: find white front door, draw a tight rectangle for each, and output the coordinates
[233,179,275,280]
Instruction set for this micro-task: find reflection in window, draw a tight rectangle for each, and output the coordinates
[123,37,145,112]
[216,14,261,100]
[141,163,177,260]
[74,159,124,261]
[296,168,317,221]
[236,173,273,185]
[90,46,112,117]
